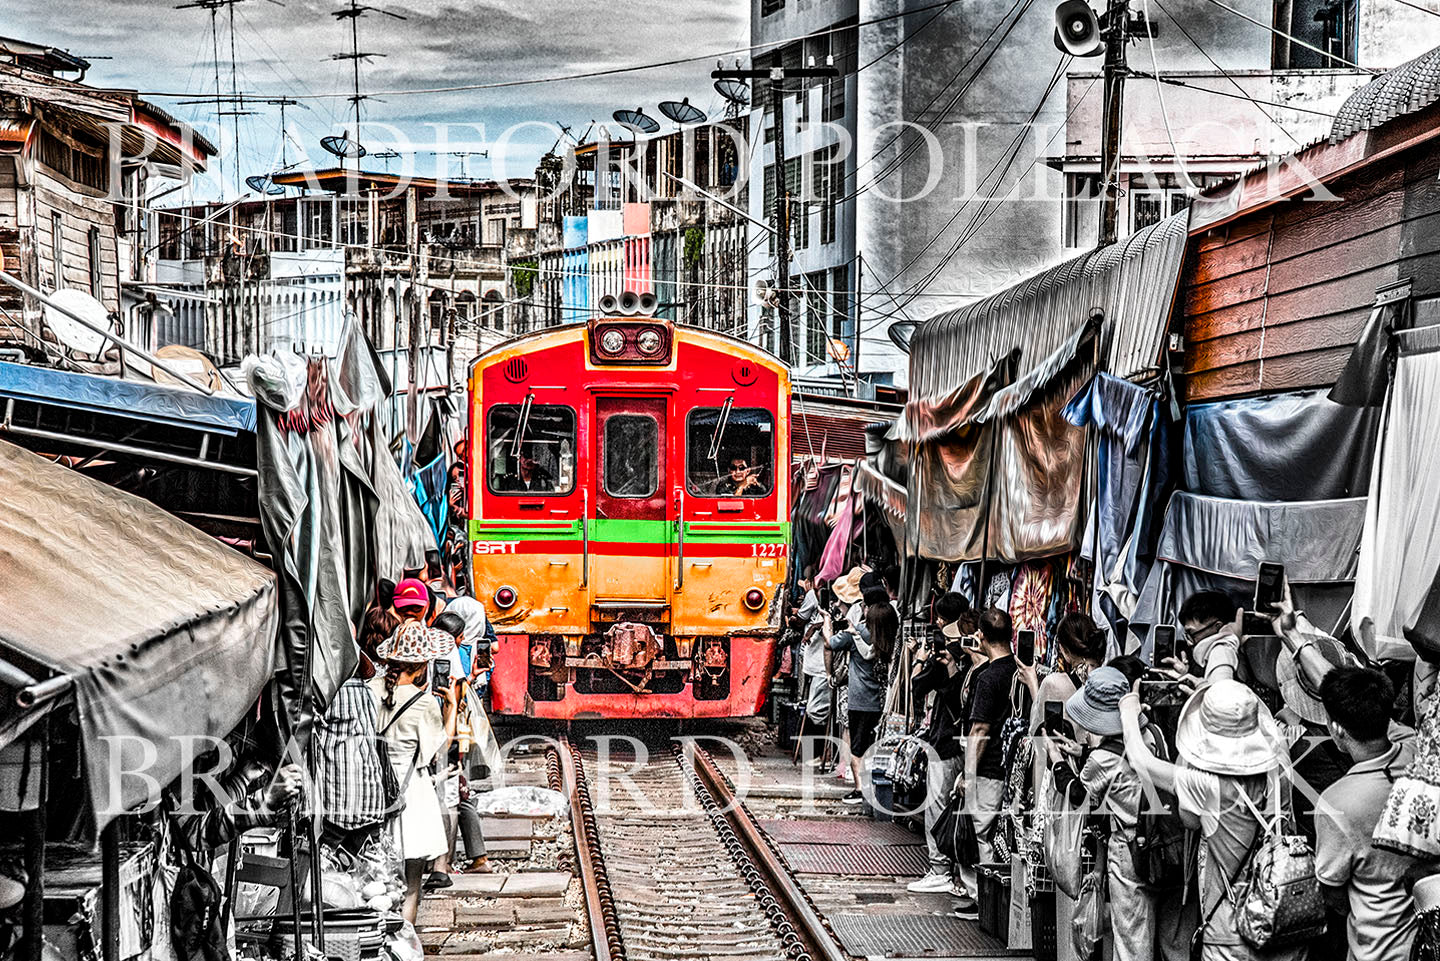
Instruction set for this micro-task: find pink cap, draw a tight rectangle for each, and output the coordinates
[392,578,429,610]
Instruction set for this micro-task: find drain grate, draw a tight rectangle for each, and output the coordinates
[758,818,921,846]
[828,913,1021,958]
[779,842,929,877]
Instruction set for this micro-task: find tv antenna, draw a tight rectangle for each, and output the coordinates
[329,0,407,166]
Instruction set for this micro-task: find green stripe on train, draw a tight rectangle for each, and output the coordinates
[470,518,789,544]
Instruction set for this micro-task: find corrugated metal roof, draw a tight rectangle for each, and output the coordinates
[907,210,1190,404]
[1330,44,1440,143]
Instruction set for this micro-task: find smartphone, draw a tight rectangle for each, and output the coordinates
[1152,625,1176,666]
[432,658,451,693]
[1017,629,1036,667]
[1241,611,1275,636]
[1255,562,1285,614]
[1043,702,1065,737]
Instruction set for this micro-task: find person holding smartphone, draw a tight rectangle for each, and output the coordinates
[907,606,977,895]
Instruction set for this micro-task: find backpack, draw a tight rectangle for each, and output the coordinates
[1228,774,1326,951]
[1130,723,1189,891]
[886,735,930,796]
[169,828,229,961]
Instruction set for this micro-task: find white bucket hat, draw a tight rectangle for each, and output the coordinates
[1175,678,1285,776]
[377,623,455,663]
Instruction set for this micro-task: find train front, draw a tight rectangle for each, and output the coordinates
[467,302,790,720]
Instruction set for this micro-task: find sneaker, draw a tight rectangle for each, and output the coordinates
[906,872,954,893]
[951,895,980,921]
[841,789,864,804]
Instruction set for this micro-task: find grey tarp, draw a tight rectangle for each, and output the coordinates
[0,439,277,830]
[1129,491,1366,661]
[1181,390,1379,501]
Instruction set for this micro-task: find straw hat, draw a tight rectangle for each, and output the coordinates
[832,567,867,605]
[1175,678,1285,776]
[1065,666,1129,737]
[1274,633,1358,727]
[377,623,455,663]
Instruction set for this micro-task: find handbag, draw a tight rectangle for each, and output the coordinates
[1043,778,1087,899]
[376,689,428,815]
[931,785,980,867]
[1228,775,1326,951]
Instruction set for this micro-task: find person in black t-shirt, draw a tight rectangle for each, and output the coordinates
[955,606,1018,906]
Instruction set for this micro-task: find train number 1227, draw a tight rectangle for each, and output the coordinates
[751,543,788,558]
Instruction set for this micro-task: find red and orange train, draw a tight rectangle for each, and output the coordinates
[466,294,791,719]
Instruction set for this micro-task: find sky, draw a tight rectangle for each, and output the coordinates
[10,0,750,198]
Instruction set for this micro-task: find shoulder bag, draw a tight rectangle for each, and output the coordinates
[375,689,429,816]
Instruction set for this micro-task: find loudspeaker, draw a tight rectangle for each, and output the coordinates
[618,290,641,315]
[598,293,619,314]
[637,292,658,315]
[1054,0,1103,56]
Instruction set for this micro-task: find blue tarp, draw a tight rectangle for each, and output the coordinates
[0,361,256,435]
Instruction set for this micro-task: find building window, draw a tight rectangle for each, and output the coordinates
[830,264,851,346]
[804,273,827,365]
[1130,189,1166,233]
[1273,0,1356,68]
[1063,174,1101,249]
[88,227,103,302]
[50,212,64,289]
[761,0,784,17]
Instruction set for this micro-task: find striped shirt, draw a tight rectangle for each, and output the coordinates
[315,677,388,831]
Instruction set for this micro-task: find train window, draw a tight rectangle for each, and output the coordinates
[686,407,774,497]
[486,404,576,495]
[603,415,659,498]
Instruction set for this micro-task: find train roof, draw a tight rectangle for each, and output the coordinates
[468,321,788,377]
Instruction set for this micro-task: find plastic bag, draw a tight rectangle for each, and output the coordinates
[348,830,405,913]
[386,921,424,961]
[472,786,568,818]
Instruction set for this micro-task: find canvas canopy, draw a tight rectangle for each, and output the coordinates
[0,439,277,830]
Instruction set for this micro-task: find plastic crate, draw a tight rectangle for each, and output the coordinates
[1030,891,1058,961]
[976,863,1011,938]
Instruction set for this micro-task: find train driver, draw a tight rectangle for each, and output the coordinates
[716,457,764,496]
[497,442,556,493]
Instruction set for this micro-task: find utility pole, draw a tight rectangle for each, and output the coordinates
[712,61,838,367]
[1098,0,1129,246]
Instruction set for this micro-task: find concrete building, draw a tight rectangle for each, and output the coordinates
[757,0,1440,387]
[747,0,863,386]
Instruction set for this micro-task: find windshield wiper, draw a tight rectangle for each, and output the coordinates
[510,393,535,460]
[706,395,734,462]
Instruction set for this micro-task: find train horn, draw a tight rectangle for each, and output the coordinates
[618,290,641,315]
[598,293,619,314]
[638,292,658,315]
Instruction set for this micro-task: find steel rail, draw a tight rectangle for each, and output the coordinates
[554,735,620,961]
[687,745,851,961]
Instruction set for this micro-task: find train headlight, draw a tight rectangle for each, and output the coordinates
[743,588,766,611]
[494,585,517,609]
[599,328,625,355]
[636,328,662,355]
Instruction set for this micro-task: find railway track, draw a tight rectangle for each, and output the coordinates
[552,734,849,961]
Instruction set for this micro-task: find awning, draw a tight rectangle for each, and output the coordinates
[905,209,1189,405]
[1329,43,1440,143]
[0,440,277,830]
[0,361,255,434]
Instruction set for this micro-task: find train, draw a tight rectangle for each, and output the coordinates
[465,293,791,719]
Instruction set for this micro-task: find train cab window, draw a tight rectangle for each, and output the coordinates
[604,415,659,498]
[487,404,576,494]
[687,407,774,497]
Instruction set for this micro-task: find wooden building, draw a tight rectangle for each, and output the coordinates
[0,38,213,370]
[1179,45,1440,401]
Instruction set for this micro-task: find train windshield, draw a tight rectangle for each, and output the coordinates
[486,404,576,494]
[604,414,659,498]
[687,407,774,497]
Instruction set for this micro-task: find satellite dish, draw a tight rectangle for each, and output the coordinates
[713,78,750,107]
[245,174,286,196]
[659,97,708,125]
[612,107,660,134]
[321,132,367,159]
[153,344,225,392]
[44,288,110,356]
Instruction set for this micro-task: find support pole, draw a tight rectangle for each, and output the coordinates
[1098,0,1130,246]
[772,69,791,366]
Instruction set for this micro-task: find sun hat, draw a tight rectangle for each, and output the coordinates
[377,622,455,663]
[392,578,429,610]
[1175,678,1285,776]
[1064,666,1129,737]
[1274,632,1359,727]
[832,567,867,605]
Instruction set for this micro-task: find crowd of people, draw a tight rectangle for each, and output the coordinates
[788,564,1440,961]
[313,553,499,924]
